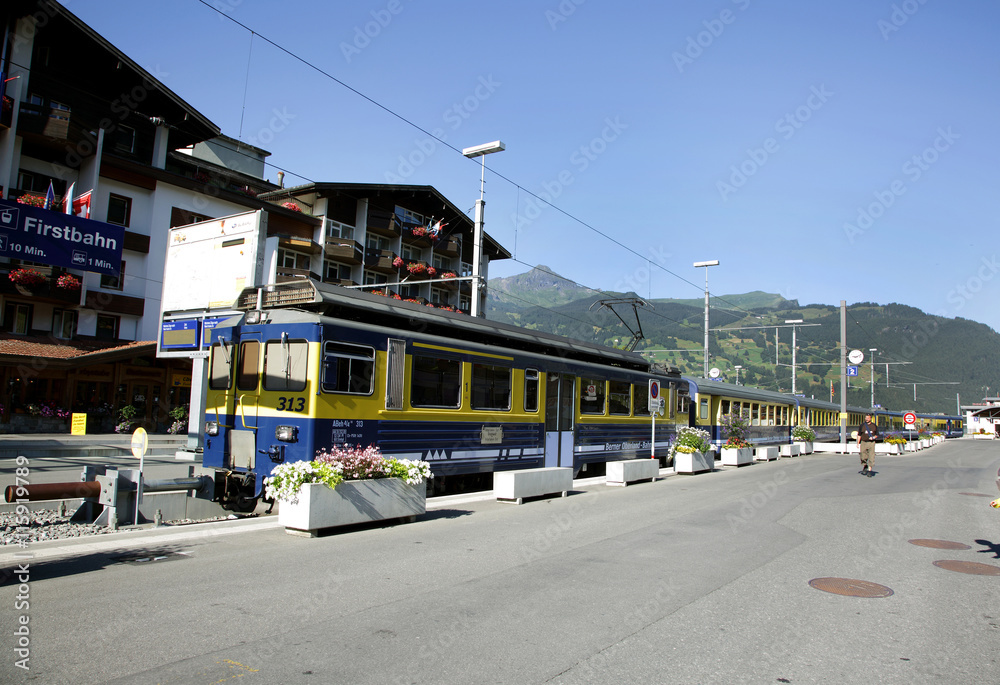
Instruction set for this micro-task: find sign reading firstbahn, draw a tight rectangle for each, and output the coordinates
[0,199,123,275]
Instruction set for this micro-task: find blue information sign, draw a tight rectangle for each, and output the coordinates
[201,316,233,348]
[160,319,200,350]
[0,199,123,275]
[847,366,859,377]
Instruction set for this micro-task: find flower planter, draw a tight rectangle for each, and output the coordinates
[279,479,426,536]
[754,446,778,461]
[973,433,994,440]
[793,441,813,454]
[876,444,902,455]
[919,439,930,449]
[675,450,713,474]
[720,447,753,466]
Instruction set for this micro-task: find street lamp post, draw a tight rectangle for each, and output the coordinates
[693,260,719,378]
[785,319,803,394]
[734,365,742,385]
[869,348,877,408]
[461,140,505,318]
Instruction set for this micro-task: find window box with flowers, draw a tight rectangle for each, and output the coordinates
[16,194,48,208]
[281,201,302,213]
[406,262,428,277]
[266,445,432,536]
[9,268,47,287]
[56,273,81,290]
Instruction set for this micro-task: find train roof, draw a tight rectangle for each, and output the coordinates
[684,377,876,414]
[234,280,681,375]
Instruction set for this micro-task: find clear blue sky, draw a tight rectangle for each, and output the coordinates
[71,0,1000,336]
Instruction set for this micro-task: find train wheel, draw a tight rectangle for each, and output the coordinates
[229,496,259,514]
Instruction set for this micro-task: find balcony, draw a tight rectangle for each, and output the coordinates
[363,249,398,274]
[275,266,314,284]
[401,226,432,248]
[434,236,461,258]
[366,210,401,239]
[325,238,363,265]
[18,102,70,140]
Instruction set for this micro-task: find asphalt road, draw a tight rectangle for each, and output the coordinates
[2,440,999,684]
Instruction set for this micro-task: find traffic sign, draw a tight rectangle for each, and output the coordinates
[903,412,916,425]
[131,427,148,459]
[847,366,859,377]
[648,379,659,404]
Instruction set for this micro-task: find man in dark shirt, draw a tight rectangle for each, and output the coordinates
[857,413,879,477]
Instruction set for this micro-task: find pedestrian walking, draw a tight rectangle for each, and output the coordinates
[857,413,879,477]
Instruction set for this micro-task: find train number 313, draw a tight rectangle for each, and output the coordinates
[276,397,306,412]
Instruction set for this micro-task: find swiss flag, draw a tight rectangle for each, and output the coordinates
[71,190,92,219]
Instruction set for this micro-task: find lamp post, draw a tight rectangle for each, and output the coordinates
[693,260,719,378]
[461,140,505,318]
[734,365,742,385]
[869,348,877,408]
[785,319,803,394]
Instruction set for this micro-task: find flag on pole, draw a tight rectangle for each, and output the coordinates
[43,181,55,210]
[64,182,75,215]
[71,190,92,219]
[428,219,446,238]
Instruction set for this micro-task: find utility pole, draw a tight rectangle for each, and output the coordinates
[869,348,877,408]
[840,300,847,446]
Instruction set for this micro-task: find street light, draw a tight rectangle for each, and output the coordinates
[869,348,877,408]
[785,319,803,394]
[734,365,742,385]
[462,140,505,318]
[693,259,719,378]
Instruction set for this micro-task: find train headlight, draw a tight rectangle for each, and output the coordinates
[275,425,298,442]
[205,421,219,436]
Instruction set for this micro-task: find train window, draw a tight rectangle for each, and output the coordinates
[264,339,308,392]
[766,405,774,425]
[608,381,631,415]
[524,369,539,413]
[721,400,731,415]
[580,378,606,415]
[633,383,648,416]
[209,342,231,390]
[321,342,375,395]
[471,363,512,411]
[237,341,260,391]
[699,398,709,420]
[751,404,760,426]
[410,355,460,408]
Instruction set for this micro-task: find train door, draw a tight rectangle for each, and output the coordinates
[228,333,262,471]
[544,373,575,468]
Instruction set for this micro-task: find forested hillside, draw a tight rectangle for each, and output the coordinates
[487,267,996,414]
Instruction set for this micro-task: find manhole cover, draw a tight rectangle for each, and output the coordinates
[932,560,1000,576]
[808,577,894,598]
[959,492,994,498]
[909,539,972,550]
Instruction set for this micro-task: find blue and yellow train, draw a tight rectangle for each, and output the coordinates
[202,280,963,511]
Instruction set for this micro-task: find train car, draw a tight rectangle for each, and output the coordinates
[202,281,686,510]
[795,396,870,442]
[683,378,798,447]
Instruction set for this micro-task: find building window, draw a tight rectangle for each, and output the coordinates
[112,124,136,154]
[107,194,132,227]
[101,260,125,290]
[324,260,351,282]
[5,303,32,334]
[366,234,390,252]
[95,314,119,341]
[52,309,76,339]
[395,206,424,226]
[363,271,386,286]
[277,248,310,271]
[401,244,423,262]
[326,219,354,240]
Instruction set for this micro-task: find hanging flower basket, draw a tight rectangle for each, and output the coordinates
[9,268,47,287]
[392,256,405,269]
[56,274,81,290]
[281,201,302,212]
[411,226,428,238]
[406,262,428,276]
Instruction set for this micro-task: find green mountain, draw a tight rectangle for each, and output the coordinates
[487,267,992,415]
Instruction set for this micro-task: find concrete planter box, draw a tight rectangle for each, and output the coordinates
[675,450,713,474]
[280,479,426,536]
[793,441,814,454]
[973,433,994,440]
[754,446,778,461]
[720,447,753,466]
[876,444,902,455]
[495,467,572,504]
[780,444,801,457]
[904,442,919,452]
[606,459,660,486]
